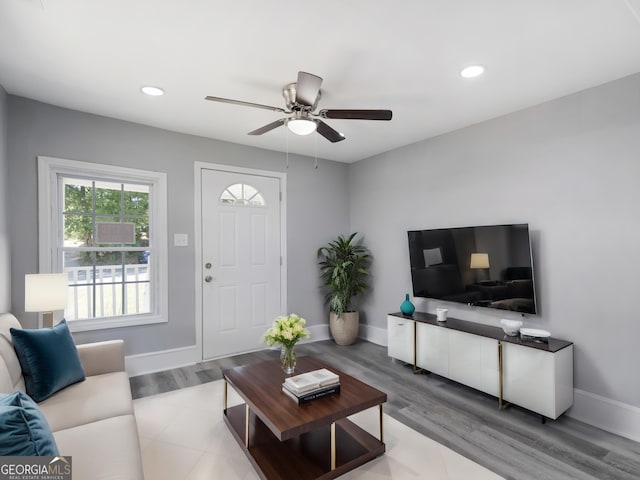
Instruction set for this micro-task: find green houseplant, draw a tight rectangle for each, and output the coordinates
[317,232,371,345]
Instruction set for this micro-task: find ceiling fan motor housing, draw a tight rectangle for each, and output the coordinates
[283,82,321,111]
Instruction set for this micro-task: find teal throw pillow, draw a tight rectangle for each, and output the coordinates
[0,391,59,456]
[10,319,85,402]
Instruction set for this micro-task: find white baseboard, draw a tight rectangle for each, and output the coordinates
[306,322,388,346]
[125,345,199,377]
[567,389,640,443]
[305,323,331,342]
[359,324,388,346]
[125,327,332,377]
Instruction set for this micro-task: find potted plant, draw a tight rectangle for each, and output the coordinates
[317,232,371,345]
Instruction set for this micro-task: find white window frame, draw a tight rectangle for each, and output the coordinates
[38,156,168,332]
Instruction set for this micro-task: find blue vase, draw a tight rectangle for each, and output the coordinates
[400,293,415,316]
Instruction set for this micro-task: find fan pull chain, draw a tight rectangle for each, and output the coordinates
[314,131,318,169]
[285,127,289,169]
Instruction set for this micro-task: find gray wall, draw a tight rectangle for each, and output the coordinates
[349,72,640,408]
[0,85,9,312]
[7,72,640,408]
[7,97,349,354]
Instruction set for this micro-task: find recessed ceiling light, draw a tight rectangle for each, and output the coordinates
[460,65,485,78]
[141,86,164,96]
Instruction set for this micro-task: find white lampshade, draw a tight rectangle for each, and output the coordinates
[287,118,317,136]
[470,253,490,269]
[25,273,69,312]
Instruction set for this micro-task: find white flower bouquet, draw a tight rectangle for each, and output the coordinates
[263,313,310,349]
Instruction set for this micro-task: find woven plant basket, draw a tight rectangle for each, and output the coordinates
[329,311,359,345]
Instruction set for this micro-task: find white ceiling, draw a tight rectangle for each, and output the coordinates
[2,0,640,163]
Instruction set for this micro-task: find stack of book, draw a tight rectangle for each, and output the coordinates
[282,368,340,404]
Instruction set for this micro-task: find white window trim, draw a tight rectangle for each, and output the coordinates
[38,156,168,332]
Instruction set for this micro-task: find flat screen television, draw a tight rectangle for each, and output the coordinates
[407,223,537,314]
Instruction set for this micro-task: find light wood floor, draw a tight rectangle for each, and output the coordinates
[130,340,640,480]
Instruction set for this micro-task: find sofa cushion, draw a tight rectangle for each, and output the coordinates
[53,414,144,480]
[0,391,59,456]
[0,313,26,394]
[10,320,86,402]
[38,371,134,432]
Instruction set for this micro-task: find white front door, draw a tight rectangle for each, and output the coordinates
[201,167,283,359]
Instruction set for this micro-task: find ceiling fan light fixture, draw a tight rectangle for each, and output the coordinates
[460,65,485,78]
[287,118,317,135]
[205,71,391,143]
[141,86,164,96]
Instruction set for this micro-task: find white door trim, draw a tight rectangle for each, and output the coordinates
[194,162,287,362]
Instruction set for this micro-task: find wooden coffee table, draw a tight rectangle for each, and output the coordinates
[223,356,387,480]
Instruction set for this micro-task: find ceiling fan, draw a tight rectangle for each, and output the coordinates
[205,71,392,143]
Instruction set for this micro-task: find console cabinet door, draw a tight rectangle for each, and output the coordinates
[448,330,484,392]
[387,315,414,364]
[503,343,573,419]
[416,323,448,377]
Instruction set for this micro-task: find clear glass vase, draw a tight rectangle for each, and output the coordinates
[281,344,296,374]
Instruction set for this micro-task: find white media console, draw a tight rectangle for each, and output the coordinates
[387,312,574,420]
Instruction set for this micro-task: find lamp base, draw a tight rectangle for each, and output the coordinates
[42,311,54,329]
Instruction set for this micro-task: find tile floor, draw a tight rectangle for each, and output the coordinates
[133,380,503,480]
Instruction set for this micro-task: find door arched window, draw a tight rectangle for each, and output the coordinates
[219,183,265,206]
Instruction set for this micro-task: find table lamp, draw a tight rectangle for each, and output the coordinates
[470,253,490,282]
[24,273,69,328]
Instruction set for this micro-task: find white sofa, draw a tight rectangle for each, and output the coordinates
[0,312,144,480]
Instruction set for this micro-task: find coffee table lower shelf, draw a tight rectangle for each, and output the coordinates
[224,404,385,480]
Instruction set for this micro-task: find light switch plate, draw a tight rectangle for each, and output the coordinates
[174,233,188,247]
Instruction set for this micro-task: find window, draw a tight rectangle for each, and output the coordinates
[219,183,265,206]
[38,156,168,331]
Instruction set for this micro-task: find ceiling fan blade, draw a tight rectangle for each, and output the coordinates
[205,96,286,113]
[248,118,286,135]
[316,120,345,143]
[295,71,323,107]
[318,109,393,121]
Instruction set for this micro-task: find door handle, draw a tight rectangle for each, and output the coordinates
[204,275,213,283]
